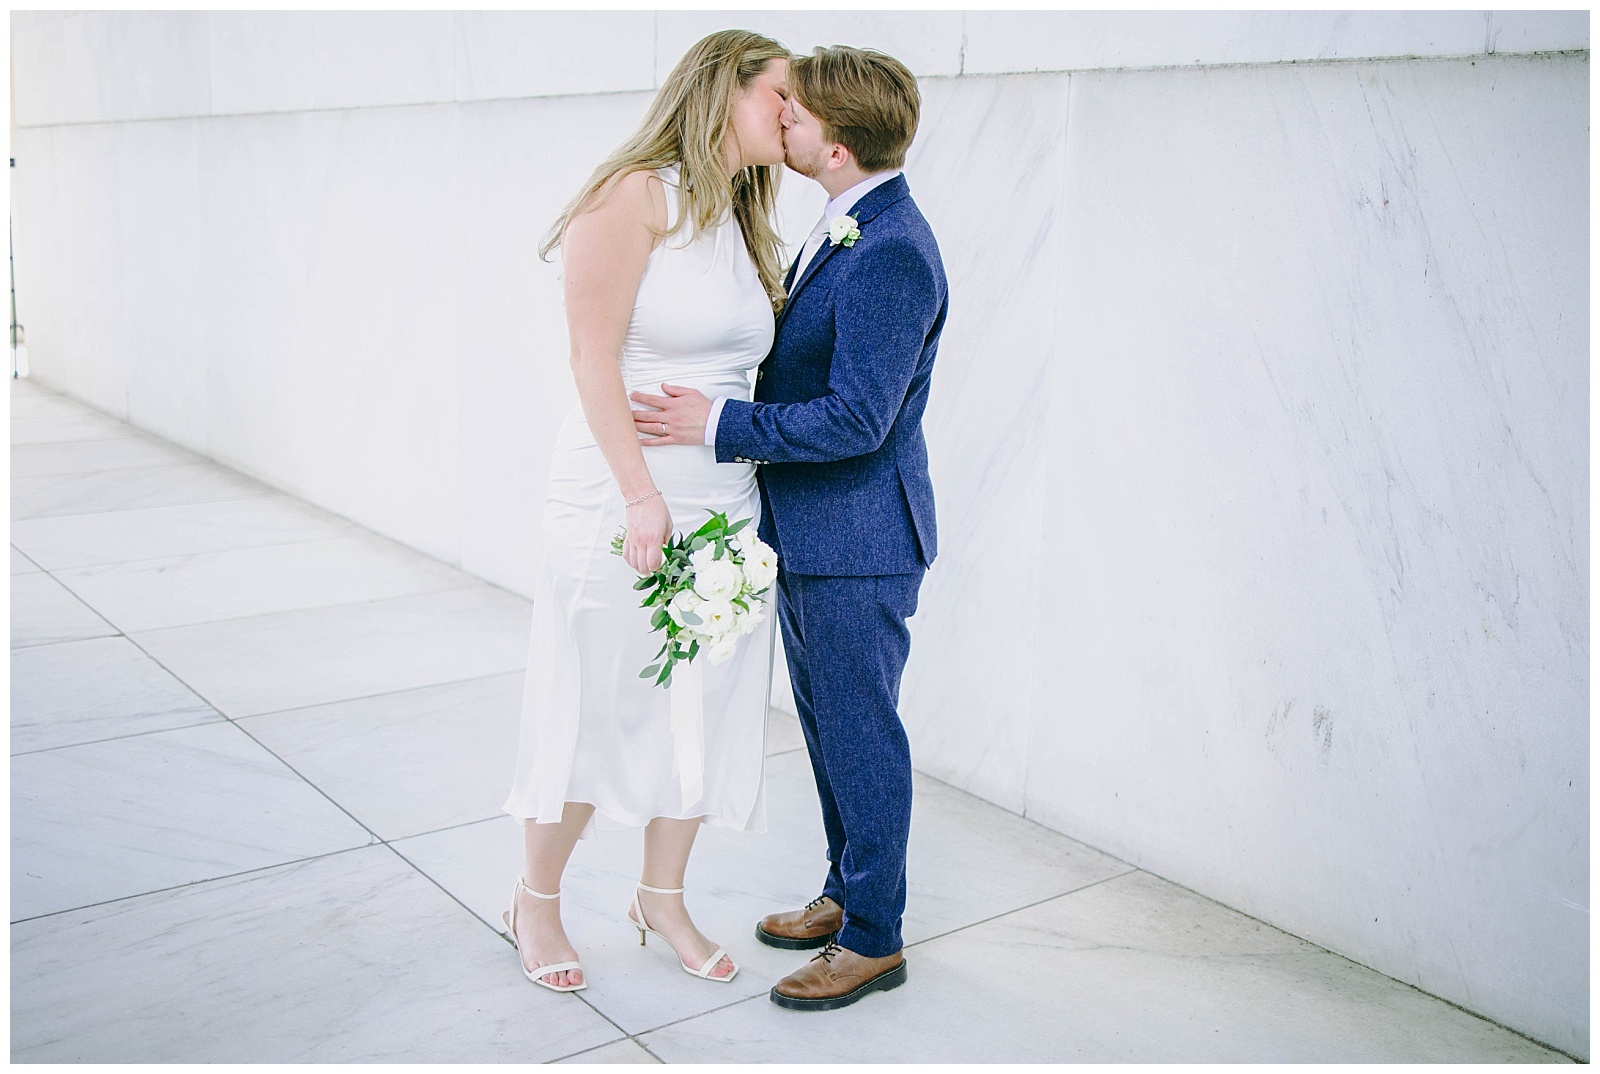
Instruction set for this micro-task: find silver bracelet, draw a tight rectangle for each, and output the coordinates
[624,489,663,508]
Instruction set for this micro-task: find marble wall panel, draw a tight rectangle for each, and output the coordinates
[11,11,212,127]
[299,11,456,113]
[1036,55,1587,1057]
[453,12,656,101]
[655,11,964,78]
[193,104,463,563]
[963,11,1492,75]
[117,119,209,448]
[209,11,459,116]
[1488,9,1590,53]
[893,74,1069,813]
[26,123,130,419]
[205,13,320,116]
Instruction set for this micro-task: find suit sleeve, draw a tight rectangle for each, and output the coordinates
[714,238,938,465]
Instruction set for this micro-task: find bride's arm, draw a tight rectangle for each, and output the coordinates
[561,170,672,574]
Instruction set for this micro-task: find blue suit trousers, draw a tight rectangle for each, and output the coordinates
[776,566,923,958]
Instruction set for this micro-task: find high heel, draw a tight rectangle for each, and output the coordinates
[502,878,587,992]
[627,882,738,983]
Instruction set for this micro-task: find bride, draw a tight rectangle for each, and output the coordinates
[500,30,790,991]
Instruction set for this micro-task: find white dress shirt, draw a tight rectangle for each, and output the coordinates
[703,170,903,447]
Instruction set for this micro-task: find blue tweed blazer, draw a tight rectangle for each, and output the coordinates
[714,174,948,576]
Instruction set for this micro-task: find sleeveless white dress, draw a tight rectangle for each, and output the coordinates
[504,166,777,838]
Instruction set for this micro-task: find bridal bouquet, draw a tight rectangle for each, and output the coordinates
[611,512,778,688]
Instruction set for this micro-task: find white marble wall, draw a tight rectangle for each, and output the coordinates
[10,11,1588,1058]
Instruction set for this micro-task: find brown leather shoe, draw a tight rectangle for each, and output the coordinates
[769,940,907,1011]
[755,895,843,950]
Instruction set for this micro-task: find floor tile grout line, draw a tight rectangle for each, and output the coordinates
[109,631,400,851]
[10,715,228,757]
[903,866,1141,953]
[116,582,529,640]
[11,629,123,650]
[625,990,771,1043]
[12,489,280,524]
[12,566,120,633]
[10,544,48,574]
[9,842,379,926]
[233,668,530,721]
[380,839,644,1049]
[13,457,217,480]
[544,1038,645,1065]
[47,572,485,638]
[8,520,370,576]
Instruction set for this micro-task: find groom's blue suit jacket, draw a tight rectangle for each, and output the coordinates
[714,174,948,576]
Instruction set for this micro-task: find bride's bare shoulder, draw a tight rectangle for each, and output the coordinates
[572,169,668,238]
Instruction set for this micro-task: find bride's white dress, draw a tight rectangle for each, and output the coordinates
[504,165,777,837]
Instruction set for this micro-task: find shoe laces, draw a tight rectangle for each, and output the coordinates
[804,895,828,912]
[817,939,843,963]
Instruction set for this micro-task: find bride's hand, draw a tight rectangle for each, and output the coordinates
[623,494,672,575]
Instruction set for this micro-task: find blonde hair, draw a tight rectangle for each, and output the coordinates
[540,29,791,310]
[791,45,919,172]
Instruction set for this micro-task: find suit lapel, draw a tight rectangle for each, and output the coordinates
[776,174,912,332]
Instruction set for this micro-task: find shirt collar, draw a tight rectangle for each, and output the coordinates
[824,169,902,221]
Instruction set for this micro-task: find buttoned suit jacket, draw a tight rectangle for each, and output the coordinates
[714,174,948,576]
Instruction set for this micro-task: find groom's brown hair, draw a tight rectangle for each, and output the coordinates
[791,45,920,172]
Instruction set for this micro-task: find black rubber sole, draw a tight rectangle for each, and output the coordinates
[769,959,908,1011]
[754,924,837,951]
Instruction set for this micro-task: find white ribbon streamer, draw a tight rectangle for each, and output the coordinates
[669,657,705,810]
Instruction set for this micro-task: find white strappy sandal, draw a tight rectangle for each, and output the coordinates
[627,882,739,983]
[501,878,587,992]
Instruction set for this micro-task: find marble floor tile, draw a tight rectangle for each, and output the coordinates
[52,532,480,633]
[11,571,118,648]
[391,804,813,1037]
[10,846,622,1062]
[10,391,89,420]
[130,585,532,717]
[10,411,142,445]
[11,545,42,574]
[11,721,375,920]
[387,746,1123,1038]
[244,672,525,840]
[10,494,356,570]
[11,635,222,754]
[9,375,49,396]
[557,1038,662,1063]
[639,870,1569,1063]
[12,462,273,520]
[901,772,1131,943]
[11,434,202,477]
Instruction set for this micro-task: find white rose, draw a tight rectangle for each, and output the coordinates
[740,540,778,591]
[738,601,766,635]
[706,632,742,665]
[693,556,744,601]
[688,542,721,575]
[667,589,704,628]
[693,598,739,637]
[826,214,861,247]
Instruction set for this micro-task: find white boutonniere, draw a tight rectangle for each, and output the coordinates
[826,215,862,248]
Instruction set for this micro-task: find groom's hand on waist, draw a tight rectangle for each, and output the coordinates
[631,384,713,447]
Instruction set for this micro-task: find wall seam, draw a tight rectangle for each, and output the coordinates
[12,48,1590,131]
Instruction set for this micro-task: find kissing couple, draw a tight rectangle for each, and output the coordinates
[501,28,947,1012]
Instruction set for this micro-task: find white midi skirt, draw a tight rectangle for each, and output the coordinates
[503,403,775,839]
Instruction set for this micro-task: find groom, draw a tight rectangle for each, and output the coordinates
[632,44,946,1011]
